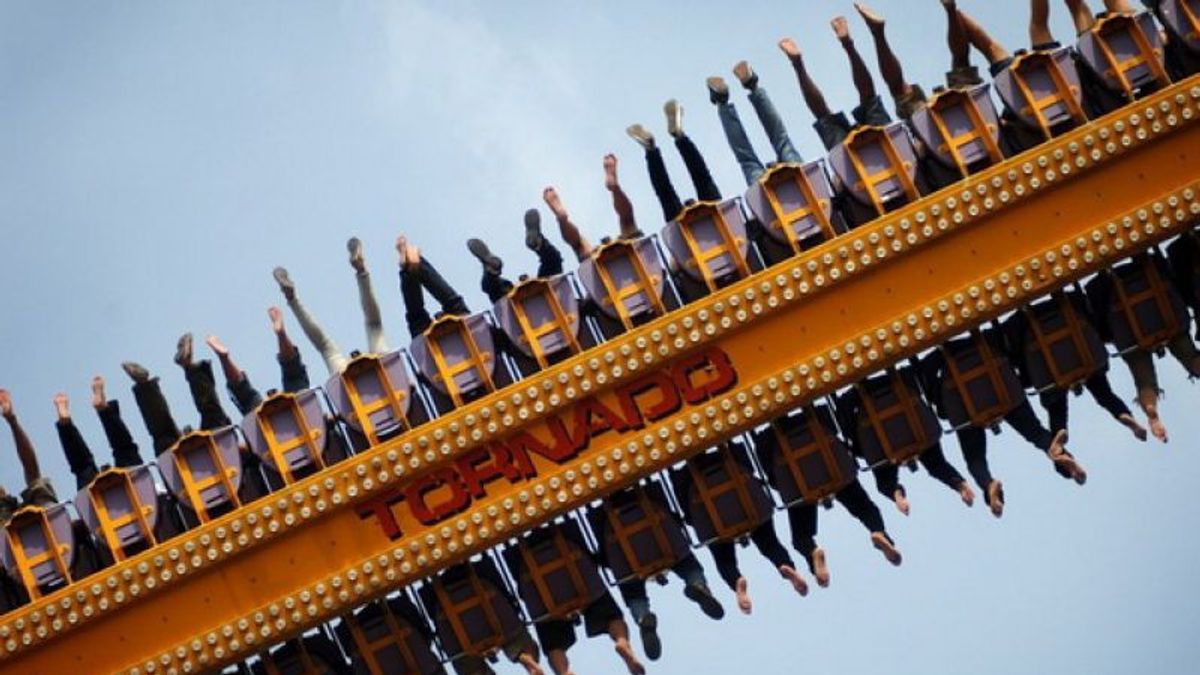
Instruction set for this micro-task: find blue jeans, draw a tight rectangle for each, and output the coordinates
[617,553,708,622]
[716,87,803,185]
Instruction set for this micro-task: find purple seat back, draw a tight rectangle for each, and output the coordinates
[157,426,243,514]
[578,237,666,322]
[910,84,1002,171]
[74,466,159,551]
[994,47,1084,132]
[1078,12,1168,96]
[493,275,581,361]
[410,313,496,398]
[827,123,919,209]
[661,199,750,285]
[326,350,414,436]
[1,504,75,589]
[1161,0,1200,52]
[743,160,835,247]
[242,388,327,475]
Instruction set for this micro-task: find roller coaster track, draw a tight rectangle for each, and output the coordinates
[2,76,1199,675]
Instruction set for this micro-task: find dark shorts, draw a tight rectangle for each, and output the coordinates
[813,95,893,150]
[534,591,622,652]
[990,41,1063,77]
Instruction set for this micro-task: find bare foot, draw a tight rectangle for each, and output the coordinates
[987,480,1005,518]
[1144,403,1168,443]
[780,564,808,597]
[893,488,910,516]
[811,547,831,588]
[854,2,886,29]
[958,482,976,507]
[735,576,752,614]
[518,654,545,675]
[831,16,851,41]
[871,532,903,566]
[206,335,228,357]
[53,392,69,420]
[91,376,107,411]
[614,639,645,675]
[543,186,568,220]
[1048,431,1088,485]
[268,306,285,334]
[1118,413,1148,442]
[603,154,620,191]
[0,389,10,418]
[778,37,802,59]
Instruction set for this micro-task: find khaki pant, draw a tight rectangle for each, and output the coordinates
[1121,333,1200,394]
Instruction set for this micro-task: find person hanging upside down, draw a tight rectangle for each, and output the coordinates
[274,236,389,375]
[52,378,145,489]
[627,100,723,224]
[706,60,804,186]
[0,389,59,512]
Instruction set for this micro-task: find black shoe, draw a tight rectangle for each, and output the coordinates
[638,612,662,661]
[684,582,725,619]
[121,361,150,383]
[524,209,544,251]
[272,266,296,300]
[706,76,729,104]
[174,332,194,367]
[467,239,503,274]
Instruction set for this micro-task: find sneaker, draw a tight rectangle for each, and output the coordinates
[986,480,1005,518]
[637,612,662,661]
[683,581,725,619]
[466,238,503,275]
[524,209,544,251]
[174,332,194,367]
[347,236,365,270]
[121,361,150,383]
[732,60,758,90]
[626,124,655,150]
[272,266,295,299]
[706,76,729,104]
[664,99,684,138]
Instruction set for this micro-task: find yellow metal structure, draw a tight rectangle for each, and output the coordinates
[1,78,1199,675]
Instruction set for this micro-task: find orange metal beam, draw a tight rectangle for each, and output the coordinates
[2,78,1199,675]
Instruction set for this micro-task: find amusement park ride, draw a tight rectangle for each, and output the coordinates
[4,7,1200,675]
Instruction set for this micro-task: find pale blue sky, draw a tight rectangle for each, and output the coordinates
[2,1,1198,673]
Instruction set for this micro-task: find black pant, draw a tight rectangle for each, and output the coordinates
[616,552,706,603]
[57,419,98,490]
[279,350,310,393]
[229,374,262,416]
[401,257,471,337]
[645,135,722,222]
[133,377,182,455]
[100,399,143,469]
[957,398,1058,490]
[184,360,231,430]
[1038,371,1131,434]
[481,241,566,303]
[787,479,887,557]
[708,520,794,590]
[871,441,962,498]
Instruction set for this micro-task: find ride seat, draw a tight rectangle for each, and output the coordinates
[0,504,75,599]
[410,314,497,408]
[74,466,158,562]
[828,122,921,216]
[759,406,859,507]
[994,47,1087,138]
[577,238,667,330]
[157,426,244,523]
[493,275,583,369]
[661,198,752,292]
[1078,11,1170,100]
[911,84,1004,177]
[743,161,840,254]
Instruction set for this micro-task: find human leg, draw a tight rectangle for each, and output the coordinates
[629,128,684,222]
[709,79,767,186]
[918,441,975,506]
[349,237,389,354]
[674,134,722,202]
[833,15,878,107]
[1122,348,1167,442]
[1166,332,1200,378]
[854,2,924,118]
[748,519,807,597]
[1064,0,1098,36]
[469,238,512,303]
[269,307,311,392]
[93,377,143,467]
[1030,0,1056,47]
[1039,388,1070,436]
[872,463,910,515]
[396,237,433,337]
[959,9,1013,67]
[786,503,829,587]
[742,74,803,163]
[672,553,725,618]
[205,335,262,415]
[603,154,642,240]
[1006,399,1087,482]
[53,393,98,490]
[1083,370,1146,440]
[542,187,593,261]
[0,390,45,486]
[175,337,232,430]
[124,363,181,455]
[273,267,349,375]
